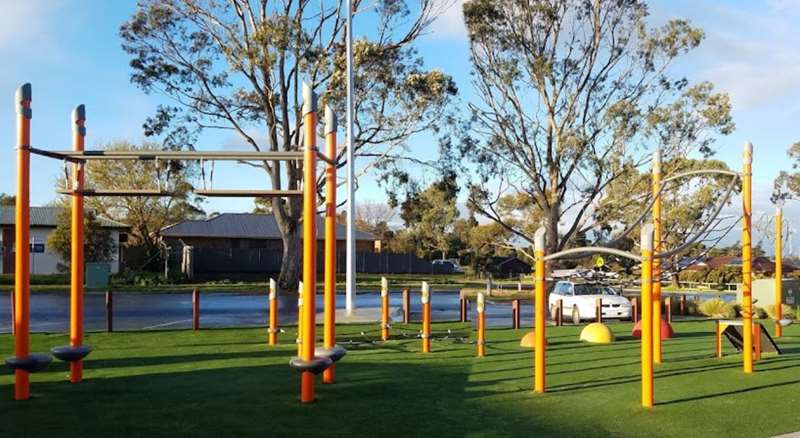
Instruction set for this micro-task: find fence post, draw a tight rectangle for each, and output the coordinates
[459,290,466,323]
[595,298,602,323]
[556,299,563,327]
[381,277,389,341]
[476,292,486,358]
[192,288,200,331]
[10,291,14,335]
[402,289,410,324]
[512,299,520,329]
[716,320,722,357]
[680,294,686,316]
[268,278,278,345]
[665,297,672,324]
[631,296,639,322]
[105,291,113,333]
[421,282,431,353]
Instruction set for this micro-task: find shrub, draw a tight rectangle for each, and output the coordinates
[754,307,768,319]
[698,298,735,319]
[765,304,797,320]
[685,300,700,316]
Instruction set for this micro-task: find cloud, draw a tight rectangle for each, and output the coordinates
[0,1,68,63]
[428,0,467,40]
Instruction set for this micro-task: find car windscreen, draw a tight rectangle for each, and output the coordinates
[573,284,605,296]
[603,287,620,296]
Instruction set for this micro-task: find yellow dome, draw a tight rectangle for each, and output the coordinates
[580,323,615,344]
[519,331,547,348]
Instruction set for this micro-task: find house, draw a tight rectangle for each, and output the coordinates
[684,255,796,275]
[0,206,129,275]
[160,213,377,252]
[486,256,532,278]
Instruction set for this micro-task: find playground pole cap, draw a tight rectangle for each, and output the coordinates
[72,104,86,122]
[421,281,430,304]
[477,292,485,313]
[641,223,654,251]
[653,147,662,166]
[325,105,337,134]
[302,83,317,115]
[743,141,753,163]
[16,83,32,118]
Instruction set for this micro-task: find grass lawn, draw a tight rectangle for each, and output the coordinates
[2,320,800,437]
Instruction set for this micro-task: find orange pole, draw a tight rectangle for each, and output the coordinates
[323,106,338,385]
[300,84,318,403]
[641,224,655,408]
[534,228,546,393]
[381,277,389,341]
[652,148,663,364]
[716,321,722,358]
[14,83,32,400]
[775,207,783,338]
[477,291,485,357]
[422,282,431,353]
[742,141,754,374]
[70,104,86,383]
[268,278,278,345]
[754,323,762,361]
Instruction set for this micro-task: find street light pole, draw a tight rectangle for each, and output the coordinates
[345,0,356,315]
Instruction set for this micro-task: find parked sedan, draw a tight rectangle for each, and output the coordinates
[548,281,632,324]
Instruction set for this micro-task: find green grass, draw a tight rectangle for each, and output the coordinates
[2,320,800,437]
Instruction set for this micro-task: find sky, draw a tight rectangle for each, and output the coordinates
[0,0,798,252]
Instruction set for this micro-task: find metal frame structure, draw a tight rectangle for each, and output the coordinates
[531,141,756,408]
[7,83,343,404]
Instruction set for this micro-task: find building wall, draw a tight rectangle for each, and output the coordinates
[0,226,122,275]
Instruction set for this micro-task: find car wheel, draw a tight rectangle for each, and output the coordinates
[572,306,580,325]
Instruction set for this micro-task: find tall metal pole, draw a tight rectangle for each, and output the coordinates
[652,148,663,364]
[345,0,356,315]
[70,104,86,383]
[533,227,546,394]
[14,83,32,401]
[641,224,655,408]
[775,207,783,337]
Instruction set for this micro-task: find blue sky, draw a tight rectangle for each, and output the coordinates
[1,1,799,251]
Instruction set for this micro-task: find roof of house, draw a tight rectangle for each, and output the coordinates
[0,206,128,229]
[161,213,376,241]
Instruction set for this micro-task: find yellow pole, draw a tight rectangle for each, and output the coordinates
[742,141,754,374]
[775,207,783,338]
[70,105,86,383]
[534,227,546,393]
[422,282,431,353]
[381,277,389,341]
[476,291,485,358]
[641,224,655,408]
[652,148,663,364]
[268,278,278,345]
[297,281,303,357]
[322,105,337,385]
[14,83,32,401]
[300,82,318,403]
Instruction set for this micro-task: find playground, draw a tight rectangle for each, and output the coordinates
[3,320,800,437]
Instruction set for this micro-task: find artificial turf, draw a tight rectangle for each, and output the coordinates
[2,320,800,437]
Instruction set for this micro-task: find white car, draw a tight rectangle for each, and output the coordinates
[549,281,632,324]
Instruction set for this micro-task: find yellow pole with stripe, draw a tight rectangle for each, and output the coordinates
[534,227,546,393]
[641,224,655,408]
[742,141,754,374]
[775,206,783,338]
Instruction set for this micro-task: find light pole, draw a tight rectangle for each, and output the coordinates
[345,0,356,315]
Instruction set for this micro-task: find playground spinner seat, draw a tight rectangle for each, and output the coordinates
[290,356,333,375]
[314,346,347,363]
[50,345,93,363]
[5,353,52,373]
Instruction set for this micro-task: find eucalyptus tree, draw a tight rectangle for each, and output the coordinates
[120,0,457,289]
[449,0,733,254]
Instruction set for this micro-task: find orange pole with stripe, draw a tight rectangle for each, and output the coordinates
[652,148,663,364]
[422,282,431,353]
[775,207,783,338]
[297,281,303,357]
[268,278,278,345]
[476,291,486,358]
[534,227,546,393]
[323,105,338,385]
[742,141,754,374]
[381,277,389,341]
[14,83,32,401]
[641,224,655,408]
[70,104,86,383]
[300,84,318,403]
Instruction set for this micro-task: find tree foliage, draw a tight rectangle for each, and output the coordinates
[773,141,800,203]
[0,194,15,206]
[391,174,459,259]
[446,0,733,256]
[120,0,457,289]
[47,205,117,267]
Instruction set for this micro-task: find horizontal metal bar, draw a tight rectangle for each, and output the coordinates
[57,189,178,197]
[193,189,304,198]
[29,147,84,163]
[41,150,304,161]
[543,247,642,262]
[661,169,739,184]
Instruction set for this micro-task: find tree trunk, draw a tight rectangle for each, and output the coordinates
[277,227,302,293]
[545,205,560,256]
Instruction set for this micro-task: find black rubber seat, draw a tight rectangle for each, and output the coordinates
[314,346,347,363]
[5,353,52,373]
[289,356,333,374]
[50,345,93,362]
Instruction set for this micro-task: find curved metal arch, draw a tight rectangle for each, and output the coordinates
[543,246,642,262]
[661,169,740,185]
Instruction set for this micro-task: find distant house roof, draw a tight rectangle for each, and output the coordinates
[161,213,376,241]
[685,255,786,274]
[0,206,128,229]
